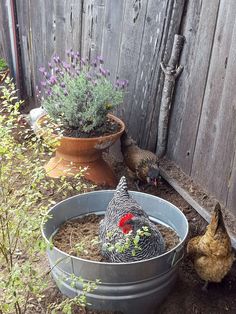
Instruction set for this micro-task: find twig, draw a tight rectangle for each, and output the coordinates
[157,34,185,158]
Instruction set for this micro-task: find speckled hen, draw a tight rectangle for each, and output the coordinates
[99,176,165,262]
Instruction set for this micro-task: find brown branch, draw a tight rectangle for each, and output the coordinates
[157,34,185,158]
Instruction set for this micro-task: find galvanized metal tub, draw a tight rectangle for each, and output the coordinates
[42,191,189,314]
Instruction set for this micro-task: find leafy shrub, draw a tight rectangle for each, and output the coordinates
[38,52,128,134]
[0,57,8,71]
[0,78,95,313]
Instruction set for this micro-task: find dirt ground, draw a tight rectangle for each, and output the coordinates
[38,159,236,314]
[53,213,179,261]
[160,158,236,240]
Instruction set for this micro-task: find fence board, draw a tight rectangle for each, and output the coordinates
[227,134,236,216]
[167,0,220,174]
[145,0,185,150]
[101,0,126,83]
[16,0,33,97]
[0,1,14,76]
[190,0,236,205]
[81,0,94,58]
[115,0,149,122]
[15,0,83,102]
[128,0,169,143]
[89,0,106,59]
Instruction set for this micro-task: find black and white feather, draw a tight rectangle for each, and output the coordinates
[99,176,165,262]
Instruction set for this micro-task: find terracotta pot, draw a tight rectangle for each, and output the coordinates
[0,68,9,84]
[37,114,125,187]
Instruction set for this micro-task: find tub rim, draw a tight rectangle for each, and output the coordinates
[41,190,189,266]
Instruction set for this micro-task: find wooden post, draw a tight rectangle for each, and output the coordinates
[157,34,185,158]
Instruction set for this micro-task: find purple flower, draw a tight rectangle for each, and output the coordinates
[43,71,49,78]
[76,70,80,76]
[62,61,70,69]
[54,67,59,73]
[46,88,52,96]
[116,80,121,88]
[49,75,57,85]
[92,60,97,67]
[99,66,107,77]
[60,82,66,88]
[97,56,104,64]
[39,67,45,73]
[53,55,60,63]
[40,81,47,87]
[64,90,68,96]
[48,62,53,69]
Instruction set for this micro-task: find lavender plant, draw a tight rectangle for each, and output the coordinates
[38,52,128,134]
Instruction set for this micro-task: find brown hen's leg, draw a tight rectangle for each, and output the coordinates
[134,180,141,191]
[202,281,208,291]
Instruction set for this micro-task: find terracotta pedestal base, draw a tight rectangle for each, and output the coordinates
[44,156,118,187]
[38,113,125,188]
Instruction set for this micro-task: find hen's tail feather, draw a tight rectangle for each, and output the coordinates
[214,203,227,233]
[114,176,128,197]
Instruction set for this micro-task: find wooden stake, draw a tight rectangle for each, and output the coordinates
[157,34,185,158]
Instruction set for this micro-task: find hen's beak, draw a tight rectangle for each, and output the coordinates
[153,179,158,187]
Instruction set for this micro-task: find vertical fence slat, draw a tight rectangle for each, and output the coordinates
[115,0,149,122]
[101,0,126,83]
[142,0,185,150]
[0,1,14,78]
[190,0,236,205]
[167,0,220,174]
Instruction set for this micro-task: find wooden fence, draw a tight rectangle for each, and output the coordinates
[1,0,185,149]
[167,0,236,215]
[1,0,236,216]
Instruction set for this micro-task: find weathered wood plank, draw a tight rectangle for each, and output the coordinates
[16,0,84,103]
[144,0,185,150]
[16,0,34,98]
[167,0,220,174]
[227,141,236,216]
[127,0,169,142]
[89,0,106,59]
[191,0,236,205]
[81,0,94,58]
[101,0,126,83]
[114,0,149,123]
[0,0,14,76]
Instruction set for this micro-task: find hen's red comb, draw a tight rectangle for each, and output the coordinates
[118,213,134,228]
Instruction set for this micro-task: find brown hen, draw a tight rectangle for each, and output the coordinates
[120,131,160,186]
[187,203,235,290]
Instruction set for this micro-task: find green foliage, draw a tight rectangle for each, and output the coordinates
[0,78,92,313]
[39,54,128,134]
[103,226,151,256]
[0,57,8,71]
[48,276,100,313]
[74,241,89,256]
